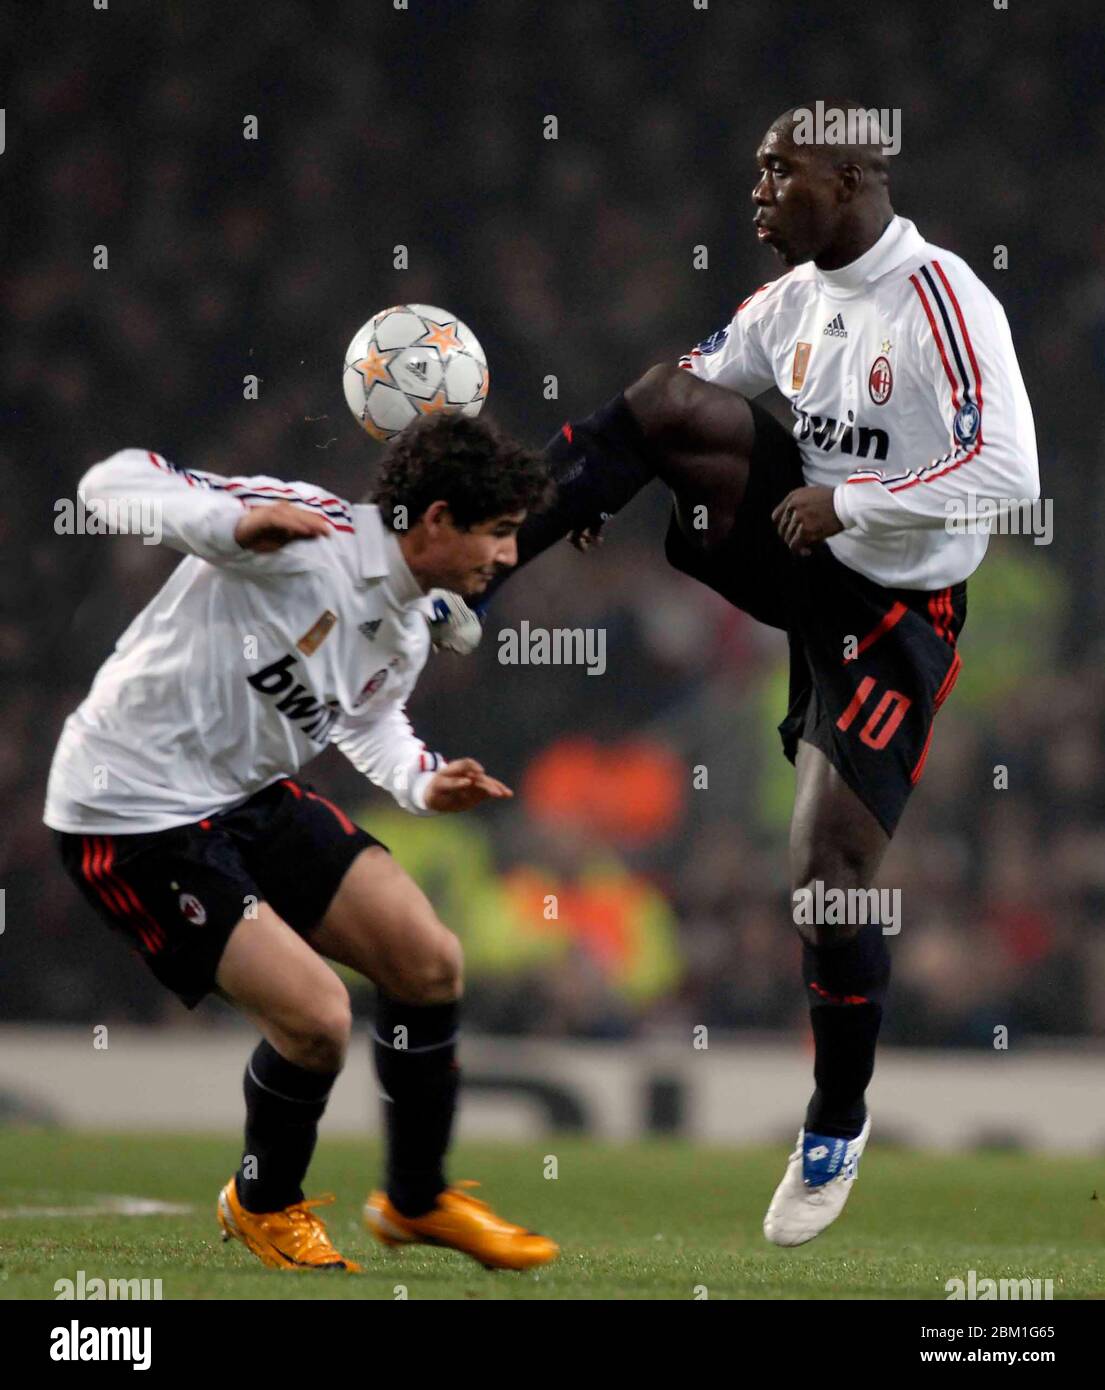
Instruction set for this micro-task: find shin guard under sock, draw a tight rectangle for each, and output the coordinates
[801,924,891,1139]
[373,995,460,1218]
[238,1039,337,1213]
[481,394,657,603]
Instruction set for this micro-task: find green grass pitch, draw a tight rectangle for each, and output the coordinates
[1,1132,1102,1300]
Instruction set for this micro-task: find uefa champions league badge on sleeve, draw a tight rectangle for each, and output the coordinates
[694,325,730,356]
[953,401,981,447]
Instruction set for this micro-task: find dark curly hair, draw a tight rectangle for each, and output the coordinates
[369,412,551,531]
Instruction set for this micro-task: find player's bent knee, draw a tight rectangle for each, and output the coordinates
[626,362,696,437]
[277,987,353,1072]
[381,927,463,1006]
[791,835,874,898]
[790,873,869,949]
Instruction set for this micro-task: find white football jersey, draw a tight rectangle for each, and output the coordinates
[44,450,447,834]
[679,216,1039,590]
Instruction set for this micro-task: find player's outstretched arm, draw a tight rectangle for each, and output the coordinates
[232,500,332,552]
[331,701,443,816]
[423,758,512,812]
[77,448,330,573]
[331,702,509,817]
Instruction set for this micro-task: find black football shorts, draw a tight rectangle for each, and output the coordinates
[55,778,384,1008]
[664,398,966,836]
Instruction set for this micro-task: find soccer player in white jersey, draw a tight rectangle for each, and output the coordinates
[484,102,1039,1245]
[44,412,559,1273]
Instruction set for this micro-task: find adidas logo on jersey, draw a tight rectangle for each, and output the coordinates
[823,313,847,338]
[359,619,382,640]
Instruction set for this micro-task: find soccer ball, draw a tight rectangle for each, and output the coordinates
[342,304,489,441]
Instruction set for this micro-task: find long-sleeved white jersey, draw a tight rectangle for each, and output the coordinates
[44,450,448,834]
[679,215,1039,590]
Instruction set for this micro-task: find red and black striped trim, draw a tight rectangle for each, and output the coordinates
[280,778,357,835]
[909,650,963,785]
[926,586,958,647]
[845,601,908,663]
[846,260,985,495]
[145,452,355,532]
[81,835,166,955]
[889,260,984,493]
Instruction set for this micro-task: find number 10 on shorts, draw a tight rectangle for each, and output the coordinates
[836,676,912,750]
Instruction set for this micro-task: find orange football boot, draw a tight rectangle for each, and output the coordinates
[364,1180,558,1271]
[217,1176,361,1271]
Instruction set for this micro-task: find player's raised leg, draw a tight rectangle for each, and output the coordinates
[483,363,758,596]
[213,904,361,1271]
[629,363,759,551]
[308,845,558,1271]
[763,741,890,1247]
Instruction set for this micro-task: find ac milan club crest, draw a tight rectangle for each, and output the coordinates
[179,892,207,925]
[356,668,389,704]
[868,355,893,405]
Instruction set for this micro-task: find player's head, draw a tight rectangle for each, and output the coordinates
[752,100,894,269]
[371,412,550,597]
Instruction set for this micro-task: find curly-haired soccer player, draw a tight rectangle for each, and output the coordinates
[45,412,557,1273]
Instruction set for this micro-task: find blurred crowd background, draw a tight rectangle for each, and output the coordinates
[4,0,1105,1044]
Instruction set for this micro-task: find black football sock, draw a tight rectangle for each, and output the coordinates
[373,995,460,1219]
[801,924,891,1139]
[480,393,657,605]
[237,1039,337,1214]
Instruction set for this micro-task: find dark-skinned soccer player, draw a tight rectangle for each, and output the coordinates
[484,102,1038,1244]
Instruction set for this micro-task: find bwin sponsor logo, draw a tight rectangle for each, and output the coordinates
[792,408,890,461]
[49,1321,153,1370]
[246,653,340,741]
[497,620,607,676]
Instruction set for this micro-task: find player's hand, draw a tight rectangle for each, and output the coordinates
[772,486,844,555]
[424,758,513,813]
[428,590,483,654]
[569,525,605,552]
[234,502,334,553]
